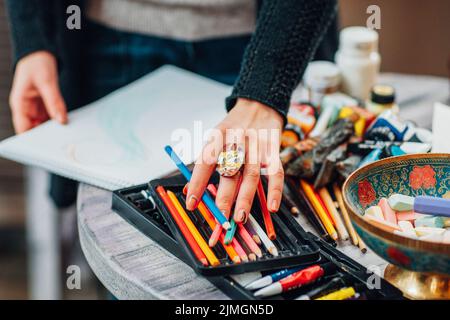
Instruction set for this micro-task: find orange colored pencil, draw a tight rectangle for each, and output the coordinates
[156,186,208,266]
[196,201,241,264]
[256,179,276,240]
[167,191,220,266]
[300,180,338,240]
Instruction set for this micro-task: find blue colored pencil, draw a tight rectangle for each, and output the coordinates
[164,146,230,230]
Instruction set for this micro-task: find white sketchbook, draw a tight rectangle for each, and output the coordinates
[0,66,228,190]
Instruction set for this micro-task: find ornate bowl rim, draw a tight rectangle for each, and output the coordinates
[343,153,450,256]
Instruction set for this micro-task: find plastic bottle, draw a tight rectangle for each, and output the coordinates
[336,26,381,100]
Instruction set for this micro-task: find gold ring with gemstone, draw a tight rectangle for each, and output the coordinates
[216,143,245,177]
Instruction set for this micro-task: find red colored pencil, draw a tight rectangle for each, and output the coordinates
[256,179,276,240]
[156,186,208,266]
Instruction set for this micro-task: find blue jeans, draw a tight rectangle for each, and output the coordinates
[81,20,251,105]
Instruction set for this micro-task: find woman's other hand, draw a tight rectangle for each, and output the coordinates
[9,51,68,133]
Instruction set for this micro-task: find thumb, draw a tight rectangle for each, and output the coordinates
[37,79,68,125]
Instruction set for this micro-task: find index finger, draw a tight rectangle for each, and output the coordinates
[186,128,223,210]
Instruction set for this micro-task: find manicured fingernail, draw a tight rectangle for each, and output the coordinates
[242,213,248,224]
[182,184,189,195]
[187,195,198,210]
[270,199,278,212]
[234,209,245,223]
[57,113,66,124]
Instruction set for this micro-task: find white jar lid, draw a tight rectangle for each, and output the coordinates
[303,61,341,89]
[339,26,378,53]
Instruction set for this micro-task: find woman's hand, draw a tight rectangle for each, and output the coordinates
[186,98,284,224]
[9,51,68,134]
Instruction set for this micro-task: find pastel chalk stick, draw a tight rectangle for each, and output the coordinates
[378,198,397,224]
[419,233,444,243]
[443,231,450,244]
[414,196,450,217]
[388,194,414,211]
[395,210,427,222]
[364,215,401,233]
[365,206,384,220]
[414,216,444,228]
[394,230,418,239]
[398,220,415,235]
[414,226,446,237]
[444,218,450,228]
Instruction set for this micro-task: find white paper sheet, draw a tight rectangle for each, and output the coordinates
[0,66,228,190]
[432,102,450,153]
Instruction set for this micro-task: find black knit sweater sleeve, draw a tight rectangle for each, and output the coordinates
[5,0,57,66]
[226,0,338,124]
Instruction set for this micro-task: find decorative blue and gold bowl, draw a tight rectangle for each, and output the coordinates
[342,153,450,299]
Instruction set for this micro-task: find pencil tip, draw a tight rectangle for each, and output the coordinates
[269,247,279,257]
[201,258,208,266]
[223,221,231,230]
[233,257,241,264]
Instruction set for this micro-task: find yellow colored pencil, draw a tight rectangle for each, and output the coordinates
[300,180,338,240]
[318,188,349,241]
[167,191,220,266]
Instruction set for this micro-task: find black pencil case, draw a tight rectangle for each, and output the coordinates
[119,174,321,276]
[112,178,404,300]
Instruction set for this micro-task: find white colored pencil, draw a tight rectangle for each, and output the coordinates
[248,214,278,257]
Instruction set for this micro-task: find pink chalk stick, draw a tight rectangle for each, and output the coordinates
[396,210,426,222]
[378,198,397,225]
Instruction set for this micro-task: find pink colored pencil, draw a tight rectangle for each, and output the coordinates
[244,221,262,245]
[238,224,262,258]
[231,238,248,263]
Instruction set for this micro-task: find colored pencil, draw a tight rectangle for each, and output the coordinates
[256,179,276,240]
[164,145,230,230]
[238,224,263,258]
[231,237,249,263]
[156,186,208,266]
[181,185,223,248]
[244,221,262,245]
[285,177,330,241]
[167,190,220,266]
[300,180,338,241]
[196,201,241,264]
[282,183,300,216]
[315,189,334,225]
[236,234,257,261]
[319,188,349,241]
[248,214,278,257]
[206,182,241,246]
[333,183,359,246]
[207,184,217,197]
[357,234,367,253]
[224,221,237,245]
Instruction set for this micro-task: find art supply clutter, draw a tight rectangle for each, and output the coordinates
[111,179,403,300]
[280,41,434,250]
